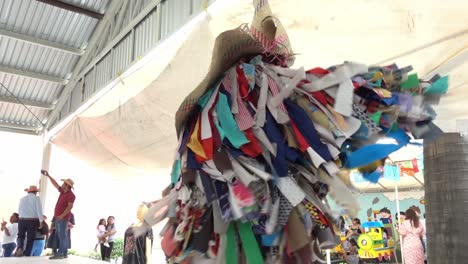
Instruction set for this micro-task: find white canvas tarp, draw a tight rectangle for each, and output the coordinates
[51,0,468,177]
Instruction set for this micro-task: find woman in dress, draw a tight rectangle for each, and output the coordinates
[398,209,425,264]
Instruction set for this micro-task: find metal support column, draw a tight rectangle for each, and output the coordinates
[39,140,52,212]
[425,133,468,263]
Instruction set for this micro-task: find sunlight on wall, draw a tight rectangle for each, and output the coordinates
[0,132,43,243]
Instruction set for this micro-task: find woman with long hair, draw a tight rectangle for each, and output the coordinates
[398,209,425,264]
[346,218,364,240]
[100,216,117,261]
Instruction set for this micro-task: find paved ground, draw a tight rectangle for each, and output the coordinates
[0,255,106,263]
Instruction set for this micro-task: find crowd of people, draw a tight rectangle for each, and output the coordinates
[1,170,154,263]
[1,170,75,260]
[340,205,426,264]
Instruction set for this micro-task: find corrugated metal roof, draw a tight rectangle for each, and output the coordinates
[0,0,109,133]
[0,36,79,78]
[0,0,213,134]
[0,73,62,104]
[0,0,100,49]
[0,102,48,126]
[61,0,110,14]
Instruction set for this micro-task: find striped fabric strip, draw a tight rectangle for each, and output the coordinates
[222,74,255,131]
[267,76,288,113]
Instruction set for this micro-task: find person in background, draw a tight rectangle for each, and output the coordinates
[410,205,426,257]
[67,213,75,249]
[101,216,117,261]
[397,209,425,264]
[96,218,109,251]
[17,185,44,256]
[345,238,359,264]
[346,218,364,240]
[1,213,19,257]
[382,228,389,247]
[47,213,74,255]
[41,170,75,260]
[47,218,58,255]
[395,211,406,222]
[122,204,154,264]
[31,215,49,256]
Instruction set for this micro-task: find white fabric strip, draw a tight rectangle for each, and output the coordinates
[238,157,272,181]
[306,146,326,168]
[269,66,305,107]
[302,62,367,92]
[265,199,280,234]
[326,143,341,159]
[292,164,319,184]
[334,79,355,116]
[323,161,340,176]
[276,176,306,207]
[201,86,220,140]
[228,184,243,220]
[266,93,290,124]
[230,157,258,186]
[314,123,338,147]
[202,160,235,182]
[268,65,303,78]
[260,184,272,214]
[213,200,229,234]
[255,71,269,127]
[215,233,227,264]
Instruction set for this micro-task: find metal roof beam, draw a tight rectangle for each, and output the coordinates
[0,96,55,110]
[0,121,42,135]
[0,126,40,135]
[0,65,68,85]
[0,29,84,56]
[35,0,104,20]
[46,0,126,129]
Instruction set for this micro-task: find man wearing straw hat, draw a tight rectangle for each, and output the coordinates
[16,185,44,257]
[41,170,75,260]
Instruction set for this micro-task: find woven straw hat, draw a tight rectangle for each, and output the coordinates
[24,185,39,193]
[61,178,75,188]
[175,0,293,134]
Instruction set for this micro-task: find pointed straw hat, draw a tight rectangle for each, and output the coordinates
[174,0,294,134]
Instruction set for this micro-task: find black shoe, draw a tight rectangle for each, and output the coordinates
[49,255,66,260]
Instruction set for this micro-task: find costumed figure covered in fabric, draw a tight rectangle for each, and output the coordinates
[123,204,154,264]
[136,1,448,263]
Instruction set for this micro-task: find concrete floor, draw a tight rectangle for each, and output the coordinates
[0,255,106,263]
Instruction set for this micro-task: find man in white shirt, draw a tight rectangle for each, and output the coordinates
[1,213,19,257]
[17,185,44,257]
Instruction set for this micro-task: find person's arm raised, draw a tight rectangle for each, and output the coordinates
[41,170,60,191]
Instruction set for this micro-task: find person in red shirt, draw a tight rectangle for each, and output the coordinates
[41,170,75,260]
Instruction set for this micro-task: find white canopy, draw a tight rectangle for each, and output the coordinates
[50,0,468,177]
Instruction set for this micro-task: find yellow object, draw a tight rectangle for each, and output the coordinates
[357,226,396,261]
[186,117,208,159]
[332,235,348,255]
